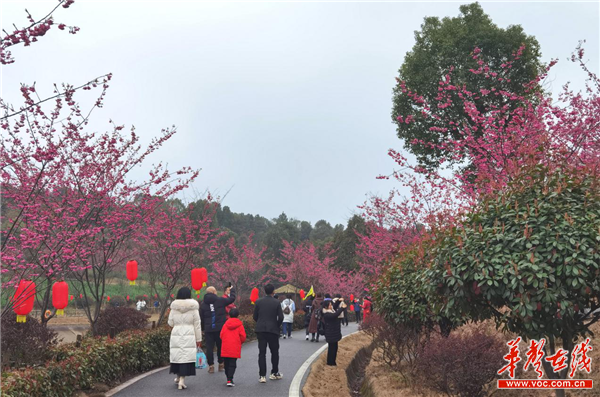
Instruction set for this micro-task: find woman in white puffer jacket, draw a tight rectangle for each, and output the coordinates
[168,287,202,390]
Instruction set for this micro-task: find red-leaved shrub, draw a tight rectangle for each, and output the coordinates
[416,329,504,397]
[360,313,427,384]
[1,313,60,369]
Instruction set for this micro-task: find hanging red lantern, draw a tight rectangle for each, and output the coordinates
[13,280,36,323]
[191,268,203,292]
[350,294,354,302]
[70,295,74,301]
[196,294,200,299]
[171,293,174,298]
[106,296,111,302]
[126,260,138,285]
[79,293,83,298]
[299,289,305,300]
[52,281,69,316]
[126,295,130,301]
[143,294,148,298]
[250,288,259,305]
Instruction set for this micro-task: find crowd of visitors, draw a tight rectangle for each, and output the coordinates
[167,283,371,390]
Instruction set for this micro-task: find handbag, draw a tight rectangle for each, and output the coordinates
[196,349,207,369]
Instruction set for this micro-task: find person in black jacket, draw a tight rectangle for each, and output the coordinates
[253,283,284,383]
[303,297,313,340]
[200,286,236,373]
[322,298,347,366]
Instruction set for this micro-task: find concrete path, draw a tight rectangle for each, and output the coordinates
[113,322,359,397]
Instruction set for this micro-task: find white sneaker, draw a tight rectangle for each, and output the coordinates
[269,373,283,380]
[283,335,287,339]
[259,376,267,383]
[306,335,309,340]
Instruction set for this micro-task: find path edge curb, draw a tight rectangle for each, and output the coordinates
[288,330,360,397]
[105,365,170,397]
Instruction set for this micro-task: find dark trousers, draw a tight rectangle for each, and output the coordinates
[223,357,237,381]
[355,311,362,323]
[257,332,279,377]
[204,331,223,366]
[327,341,338,365]
[311,332,320,341]
[343,311,349,326]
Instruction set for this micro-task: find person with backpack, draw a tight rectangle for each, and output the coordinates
[322,298,347,366]
[307,292,324,342]
[220,308,246,387]
[303,296,313,340]
[281,294,295,339]
[200,286,236,374]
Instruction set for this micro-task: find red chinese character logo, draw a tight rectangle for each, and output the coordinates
[569,338,593,377]
[498,337,522,378]
[545,348,569,373]
[524,339,546,378]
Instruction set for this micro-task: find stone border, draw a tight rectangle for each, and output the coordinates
[288,331,359,397]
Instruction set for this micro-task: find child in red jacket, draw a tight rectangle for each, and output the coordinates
[219,308,246,387]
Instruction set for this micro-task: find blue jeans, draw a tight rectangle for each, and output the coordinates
[282,322,292,337]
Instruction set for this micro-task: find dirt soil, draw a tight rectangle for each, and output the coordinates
[303,332,372,397]
[364,321,600,397]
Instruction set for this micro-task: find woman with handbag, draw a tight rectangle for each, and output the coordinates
[168,287,202,390]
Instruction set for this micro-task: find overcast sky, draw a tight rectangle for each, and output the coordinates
[2,1,599,226]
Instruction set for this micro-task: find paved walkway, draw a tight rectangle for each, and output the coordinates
[114,322,359,397]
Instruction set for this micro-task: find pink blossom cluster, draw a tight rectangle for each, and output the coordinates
[1,0,79,65]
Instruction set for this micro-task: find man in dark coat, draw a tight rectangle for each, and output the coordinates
[303,297,313,340]
[200,286,236,373]
[253,283,284,383]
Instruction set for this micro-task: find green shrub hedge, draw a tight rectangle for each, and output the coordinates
[1,310,332,397]
[1,327,170,397]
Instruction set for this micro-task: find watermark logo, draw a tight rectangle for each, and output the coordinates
[497,337,593,390]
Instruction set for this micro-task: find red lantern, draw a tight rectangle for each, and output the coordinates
[107,296,111,302]
[191,268,202,292]
[126,260,138,286]
[350,294,354,302]
[13,280,36,323]
[171,293,174,298]
[70,295,74,301]
[196,294,200,299]
[250,288,259,305]
[52,281,69,316]
[299,289,305,300]
[126,295,130,301]
[143,294,148,298]
[79,293,83,299]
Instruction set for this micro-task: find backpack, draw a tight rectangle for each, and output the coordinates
[283,300,291,315]
[315,307,323,321]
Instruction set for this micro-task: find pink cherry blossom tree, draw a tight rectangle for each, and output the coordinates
[1,81,199,331]
[137,199,221,324]
[210,233,266,303]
